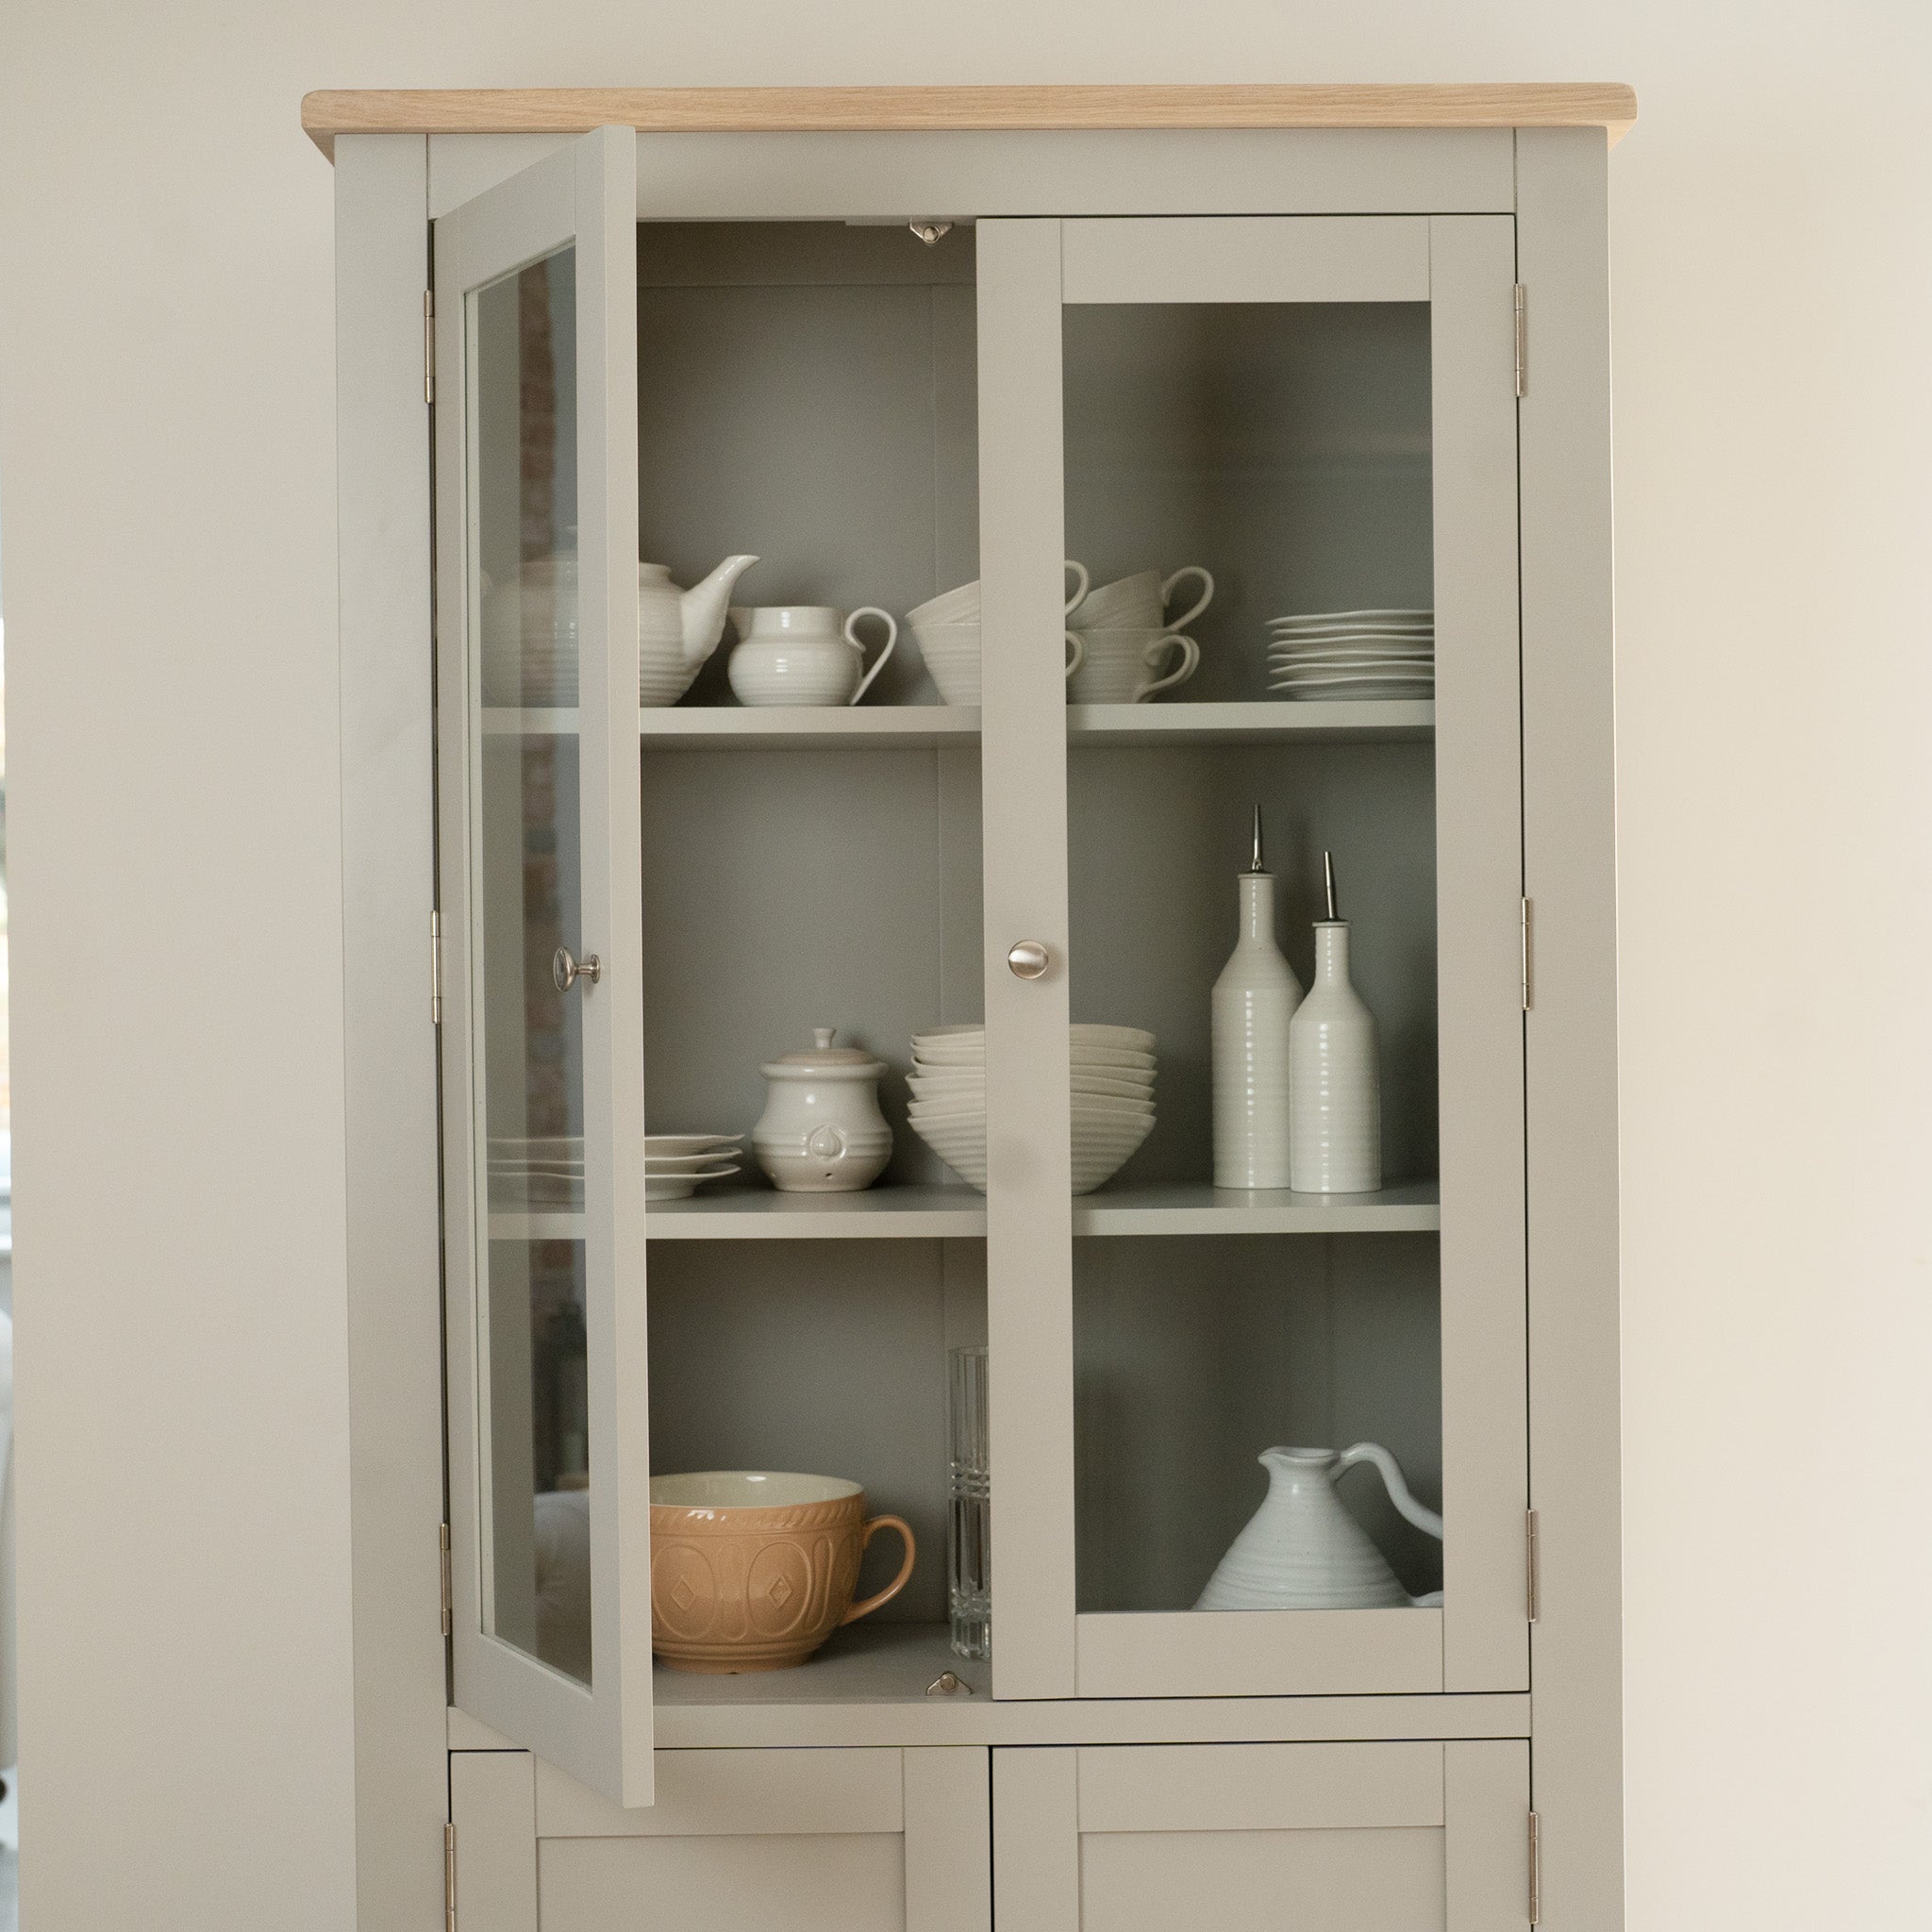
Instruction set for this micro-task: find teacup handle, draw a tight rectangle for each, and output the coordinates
[844,608,899,705]
[1160,565,1214,631]
[1063,559,1091,617]
[1135,632,1199,702]
[841,1514,917,1624]
[1063,630,1086,680]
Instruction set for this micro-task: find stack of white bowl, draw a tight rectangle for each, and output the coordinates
[906,1024,1158,1194]
[645,1133,742,1202]
[907,563,1092,707]
[1266,608,1435,700]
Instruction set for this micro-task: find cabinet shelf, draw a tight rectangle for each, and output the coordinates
[1068,700,1433,745]
[477,700,1432,746]
[644,1183,985,1239]
[1073,1178,1441,1235]
[490,1179,1440,1244]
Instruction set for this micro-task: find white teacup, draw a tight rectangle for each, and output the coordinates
[1066,628,1199,705]
[1070,566,1214,634]
[727,605,897,707]
[912,623,1084,707]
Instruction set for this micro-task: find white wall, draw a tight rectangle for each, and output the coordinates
[3,3,1928,1927]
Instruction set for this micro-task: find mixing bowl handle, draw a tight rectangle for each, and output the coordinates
[842,1515,917,1624]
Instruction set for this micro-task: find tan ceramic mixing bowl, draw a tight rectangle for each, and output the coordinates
[648,1471,916,1674]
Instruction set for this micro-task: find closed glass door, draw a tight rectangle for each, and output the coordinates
[437,126,656,1807]
[977,216,1527,1700]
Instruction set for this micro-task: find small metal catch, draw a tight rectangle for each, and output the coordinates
[909,221,954,246]
[926,1670,974,1697]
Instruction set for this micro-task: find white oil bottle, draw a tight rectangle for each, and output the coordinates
[1211,808,1303,1189]
[1288,851,1382,1192]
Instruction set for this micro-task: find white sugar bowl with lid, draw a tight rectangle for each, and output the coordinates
[753,1029,894,1193]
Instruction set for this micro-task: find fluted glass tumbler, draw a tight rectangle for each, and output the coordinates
[947,1346,991,1660]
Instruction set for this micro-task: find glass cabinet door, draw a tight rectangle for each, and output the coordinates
[977,216,1527,1700]
[436,126,656,1807]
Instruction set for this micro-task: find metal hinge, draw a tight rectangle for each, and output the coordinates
[439,1521,453,1637]
[1520,897,1534,1011]
[430,909,444,1024]
[1513,284,1528,398]
[1525,1508,1541,1623]
[424,291,436,406]
[1527,1810,1542,1924]
[443,1820,458,1931]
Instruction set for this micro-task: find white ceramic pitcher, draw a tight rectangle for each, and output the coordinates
[1195,1443,1443,1611]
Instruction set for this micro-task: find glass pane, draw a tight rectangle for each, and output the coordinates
[1063,298,1442,1617]
[467,247,592,1680]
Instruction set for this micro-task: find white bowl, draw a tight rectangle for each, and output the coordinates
[1070,1024,1158,1052]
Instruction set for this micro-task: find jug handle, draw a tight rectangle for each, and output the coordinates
[1336,1442,1444,1541]
[845,608,899,705]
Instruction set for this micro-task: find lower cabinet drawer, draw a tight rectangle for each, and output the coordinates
[991,1741,1530,1932]
[450,1745,991,1932]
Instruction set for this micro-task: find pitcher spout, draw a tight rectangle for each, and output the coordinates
[679,555,760,666]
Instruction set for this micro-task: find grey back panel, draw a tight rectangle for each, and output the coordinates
[636,222,979,708]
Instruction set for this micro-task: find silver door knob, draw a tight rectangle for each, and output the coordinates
[1007,940,1051,980]
[553,946,602,992]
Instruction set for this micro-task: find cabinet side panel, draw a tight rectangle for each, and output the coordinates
[334,131,450,1931]
[1516,126,1624,1931]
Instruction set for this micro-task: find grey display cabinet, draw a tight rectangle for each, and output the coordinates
[323,86,1629,1930]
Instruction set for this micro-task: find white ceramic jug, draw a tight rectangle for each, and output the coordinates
[1195,1444,1443,1611]
[725,606,898,708]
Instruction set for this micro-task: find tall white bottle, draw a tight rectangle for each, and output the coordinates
[1288,851,1382,1193]
[1212,808,1302,1189]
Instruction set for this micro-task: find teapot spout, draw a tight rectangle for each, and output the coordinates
[679,555,760,666]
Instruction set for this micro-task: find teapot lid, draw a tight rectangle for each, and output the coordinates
[761,1027,885,1075]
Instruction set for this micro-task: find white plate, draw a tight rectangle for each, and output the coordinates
[644,1164,740,1202]
[1268,608,1433,625]
[644,1133,742,1156]
[1270,685,1435,701]
[1270,670,1436,688]
[1267,653,1434,669]
[645,1153,745,1173]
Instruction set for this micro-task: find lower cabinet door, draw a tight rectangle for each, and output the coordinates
[991,1741,1529,1932]
[450,1745,991,1932]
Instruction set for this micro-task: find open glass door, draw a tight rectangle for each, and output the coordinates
[435,126,654,1806]
[979,216,1527,1701]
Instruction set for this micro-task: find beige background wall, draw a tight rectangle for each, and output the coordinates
[2,2,1928,1927]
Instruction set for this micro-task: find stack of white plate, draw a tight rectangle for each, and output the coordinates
[1266,608,1434,701]
[907,1024,1157,1194]
[645,1133,742,1202]
[489,1134,583,1208]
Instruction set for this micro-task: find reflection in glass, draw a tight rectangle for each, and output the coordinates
[467,247,591,1681]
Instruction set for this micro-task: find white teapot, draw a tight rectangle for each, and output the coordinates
[640,557,761,706]
[1195,1443,1444,1611]
[753,1029,893,1193]
[481,552,759,708]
